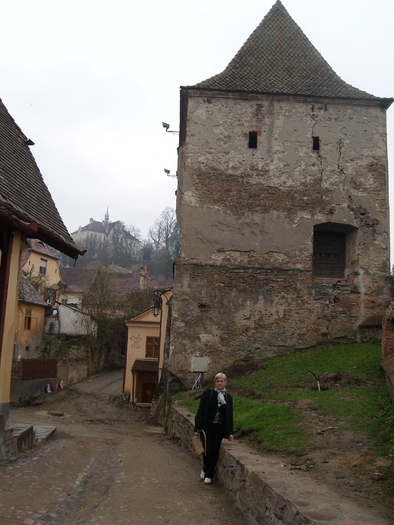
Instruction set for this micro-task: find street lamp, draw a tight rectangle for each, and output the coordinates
[151,296,161,317]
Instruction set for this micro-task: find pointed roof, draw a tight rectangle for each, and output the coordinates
[189,1,392,106]
[0,98,84,258]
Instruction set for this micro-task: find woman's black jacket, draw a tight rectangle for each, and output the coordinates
[194,388,233,439]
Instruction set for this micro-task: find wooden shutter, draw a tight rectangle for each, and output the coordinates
[313,231,346,278]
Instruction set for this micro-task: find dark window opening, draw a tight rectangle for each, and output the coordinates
[248,131,258,149]
[313,230,346,278]
[145,337,160,358]
[312,136,320,152]
[40,258,47,275]
[24,309,32,330]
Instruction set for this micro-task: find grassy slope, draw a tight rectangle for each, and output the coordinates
[178,342,394,455]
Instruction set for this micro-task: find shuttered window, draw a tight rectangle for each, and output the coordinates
[313,230,346,278]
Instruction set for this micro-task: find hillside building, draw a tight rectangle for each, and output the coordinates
[71,210,140,265]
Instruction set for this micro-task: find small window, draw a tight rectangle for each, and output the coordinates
[312,136,320,152]
[146,337,160,358]
[40,258,47,275]
[248,131,258,149]
[313,230,346,278]
[24,309,32,330]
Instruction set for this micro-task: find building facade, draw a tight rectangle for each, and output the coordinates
[20,239,62,306]
[170,1,393,378]
[15,273,49,360]
[71,210,140,265]
[124,289,172,403]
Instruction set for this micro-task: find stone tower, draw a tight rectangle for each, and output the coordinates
[170,1,393,378]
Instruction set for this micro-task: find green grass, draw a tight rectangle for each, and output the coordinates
[234,342,383,392]
[176,341,394,456]
[179,395,305,452]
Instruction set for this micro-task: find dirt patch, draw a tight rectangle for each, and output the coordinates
[318,371,372,389]
[223,360,265,381]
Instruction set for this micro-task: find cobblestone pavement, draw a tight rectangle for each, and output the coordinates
[1,371,247,525]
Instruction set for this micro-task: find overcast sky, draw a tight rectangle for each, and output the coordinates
[1,1,393,250]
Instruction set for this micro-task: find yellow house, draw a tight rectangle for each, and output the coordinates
[20,238,62,306]
[124,289,172,404]
[15,273,49,359]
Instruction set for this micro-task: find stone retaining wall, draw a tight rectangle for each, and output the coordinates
[171,404,315,525]
[171,404,388,525]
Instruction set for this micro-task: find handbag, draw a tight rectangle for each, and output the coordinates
[191,430,206,456]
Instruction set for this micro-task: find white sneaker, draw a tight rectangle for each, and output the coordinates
[200,470,205,480]
[204,477,212,484]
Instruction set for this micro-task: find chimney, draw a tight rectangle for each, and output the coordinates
[140,264,147,291]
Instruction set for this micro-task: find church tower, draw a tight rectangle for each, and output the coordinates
[171,1,393,377]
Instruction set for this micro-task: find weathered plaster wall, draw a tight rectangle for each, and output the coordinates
[14,303,46,359]
[171,92,390,378]
[177,93,389,265]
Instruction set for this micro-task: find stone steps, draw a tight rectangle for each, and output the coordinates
[5,422,56,454]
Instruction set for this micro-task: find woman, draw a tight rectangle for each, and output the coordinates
[194,372,234,484]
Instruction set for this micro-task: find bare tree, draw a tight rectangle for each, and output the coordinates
[149,207,177,252]
[147,207,179,279]
[129,224,142,240]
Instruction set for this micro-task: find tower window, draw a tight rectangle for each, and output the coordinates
[313,230,345,278]
[312,136,320,152]
[248,132,258,149]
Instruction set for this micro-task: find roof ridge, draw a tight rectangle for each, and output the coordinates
[187,1,390,103]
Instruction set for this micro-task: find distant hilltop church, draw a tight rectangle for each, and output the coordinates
[170,0,393,377]
[71,209,141,264]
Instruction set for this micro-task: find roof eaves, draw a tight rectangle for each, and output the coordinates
[0,199,85,259]
[181,86,393,109]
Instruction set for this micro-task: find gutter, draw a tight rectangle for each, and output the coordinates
[0,200,85,259]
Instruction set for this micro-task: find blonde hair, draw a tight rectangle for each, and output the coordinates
[214,372,227,382]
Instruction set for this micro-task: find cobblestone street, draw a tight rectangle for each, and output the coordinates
[1,371,247,525]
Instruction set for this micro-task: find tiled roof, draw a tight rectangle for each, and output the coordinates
[0,98,82,258]
[26,239,59,259]
[60,267,95,292]
[79,220,108,234]
[60,265,173,296]
[18,272,48,307]
[131,359,159,373]
[189,1,392,105]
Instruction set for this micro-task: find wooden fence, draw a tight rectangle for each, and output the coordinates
[11,359,57,381]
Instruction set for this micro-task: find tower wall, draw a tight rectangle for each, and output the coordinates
[171,91,390,377]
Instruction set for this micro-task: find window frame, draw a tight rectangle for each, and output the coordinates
[24,308,32,330]
[39,258,47,275]
[145,336,160,358]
